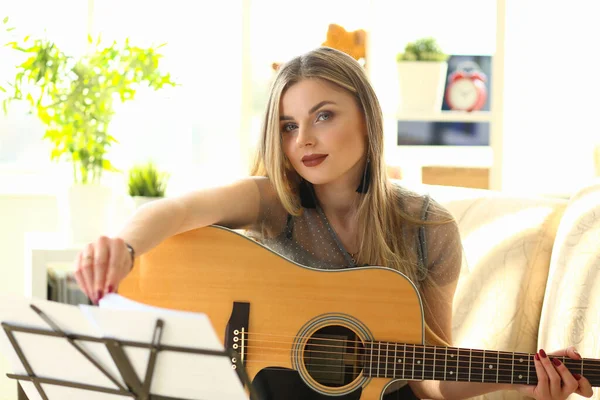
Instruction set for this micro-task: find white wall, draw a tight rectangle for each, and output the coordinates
[499,1,600,196]
[0,194,58,399]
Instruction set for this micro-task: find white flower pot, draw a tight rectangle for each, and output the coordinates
[132,196,161,209]
[59,184,113,245]
[397,61,448,113]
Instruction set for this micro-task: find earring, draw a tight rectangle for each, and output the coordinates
[356,157,371,193]
[299,179,317,208]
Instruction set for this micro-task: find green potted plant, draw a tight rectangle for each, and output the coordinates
[0,17,175,243]
[127,161,170,208]
[396,36,449,113]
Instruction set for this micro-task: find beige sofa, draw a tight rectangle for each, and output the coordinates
[408,180,600,400]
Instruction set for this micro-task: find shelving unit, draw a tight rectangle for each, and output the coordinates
[395,111,492,123]
[366,0,505,190]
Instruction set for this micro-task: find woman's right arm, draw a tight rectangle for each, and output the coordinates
[74,177,263,304]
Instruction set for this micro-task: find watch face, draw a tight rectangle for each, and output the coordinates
[449,79,479,110]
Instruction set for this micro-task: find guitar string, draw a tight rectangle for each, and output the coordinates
[238,333,597,368]
[241,350,598,376]
[237,357,600,380]
[231,345,600,376]
[239,353,600,380]
[240,331,595,361]
[236,335,591,365]
[241,345,597,371]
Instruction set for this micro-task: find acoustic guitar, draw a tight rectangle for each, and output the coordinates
[118,225,600,399]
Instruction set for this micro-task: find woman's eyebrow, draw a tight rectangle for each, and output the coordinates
[280,100,337,121]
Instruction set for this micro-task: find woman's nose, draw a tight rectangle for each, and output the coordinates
[296,126,315,147]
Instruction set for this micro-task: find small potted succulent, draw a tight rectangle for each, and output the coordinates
[396,36,449,113]
[127,161,170,208]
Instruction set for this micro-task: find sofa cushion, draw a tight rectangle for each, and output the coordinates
[538,181,600,377]
[400,182,567,400]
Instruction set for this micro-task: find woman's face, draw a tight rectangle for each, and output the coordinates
[279,78,367,187]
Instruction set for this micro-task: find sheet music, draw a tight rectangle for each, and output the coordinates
[94,293,248,399]
[0,294,249,399]
[0,294,127,400]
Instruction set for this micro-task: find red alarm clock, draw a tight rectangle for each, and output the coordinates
[445,61,487,112]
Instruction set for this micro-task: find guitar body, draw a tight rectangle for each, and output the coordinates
[119,225,425,399]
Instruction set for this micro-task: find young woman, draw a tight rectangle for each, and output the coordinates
[74,47,592,400]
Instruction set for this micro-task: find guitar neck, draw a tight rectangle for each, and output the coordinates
[364,341,600,386]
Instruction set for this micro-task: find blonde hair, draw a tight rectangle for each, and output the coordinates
[251,47,453,346]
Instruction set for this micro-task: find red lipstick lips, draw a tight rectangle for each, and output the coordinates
[301,154,328,167]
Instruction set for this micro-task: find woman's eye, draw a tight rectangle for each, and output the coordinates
[317,111,332,121]
[282,123,297,132]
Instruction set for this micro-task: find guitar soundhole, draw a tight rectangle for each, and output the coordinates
[303,325,364,388]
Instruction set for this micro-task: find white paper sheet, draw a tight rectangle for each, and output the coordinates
[95,293,248,399]
[0,294,127,400]
[0,294,249,399]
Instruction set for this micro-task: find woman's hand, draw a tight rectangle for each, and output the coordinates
[517,346,593,399]
[74,236,134,304]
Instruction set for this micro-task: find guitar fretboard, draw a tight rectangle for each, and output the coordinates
[364,341,600,386]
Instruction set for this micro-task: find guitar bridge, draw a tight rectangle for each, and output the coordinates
[225,302,250,372]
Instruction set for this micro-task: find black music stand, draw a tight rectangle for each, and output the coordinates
[1,303,259,400]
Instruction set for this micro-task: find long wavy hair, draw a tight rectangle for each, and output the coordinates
[251,47,453,346]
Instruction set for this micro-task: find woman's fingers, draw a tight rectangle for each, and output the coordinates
[574,375,594,398]
[533,352,551,399]
[73,252,90,300]
[104,238,128,295]
[93,236,110,301]
[539,350,564,397]
[74,236,134,304]
[77,243,96,303]
[549,357,579,396]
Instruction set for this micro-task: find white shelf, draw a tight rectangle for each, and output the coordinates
[396,110,492,123]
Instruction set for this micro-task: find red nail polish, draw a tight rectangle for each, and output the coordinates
[107,285,114,294]
[573,373,582,380]
[97,290,103,301]
[535,353,540,361]
[552,358,561,367]
[539,349,547,358]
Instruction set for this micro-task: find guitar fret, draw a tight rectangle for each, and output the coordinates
[456,348,460,381]
[402,343,406,379]
[412,345,424,380]
[393,343,397,379]
[482,350,485,383]
[512,352,530,385]
[389,343,396,379]
[384,342,390,377]
[444,347,447,380]
[377,341,381,378]
[468,349,472,382]
[483,349,500,383]
[496,351,499,383]
[422,346,434,380]
[456,348,470,382]
[527,352,531,385]
[511,351,515,384]
[368,341,374,378]
[433,346,437,380]
[422,346,426,380]
[445,347,459,381]
[408,344,416,379]
[470,349,485,383]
